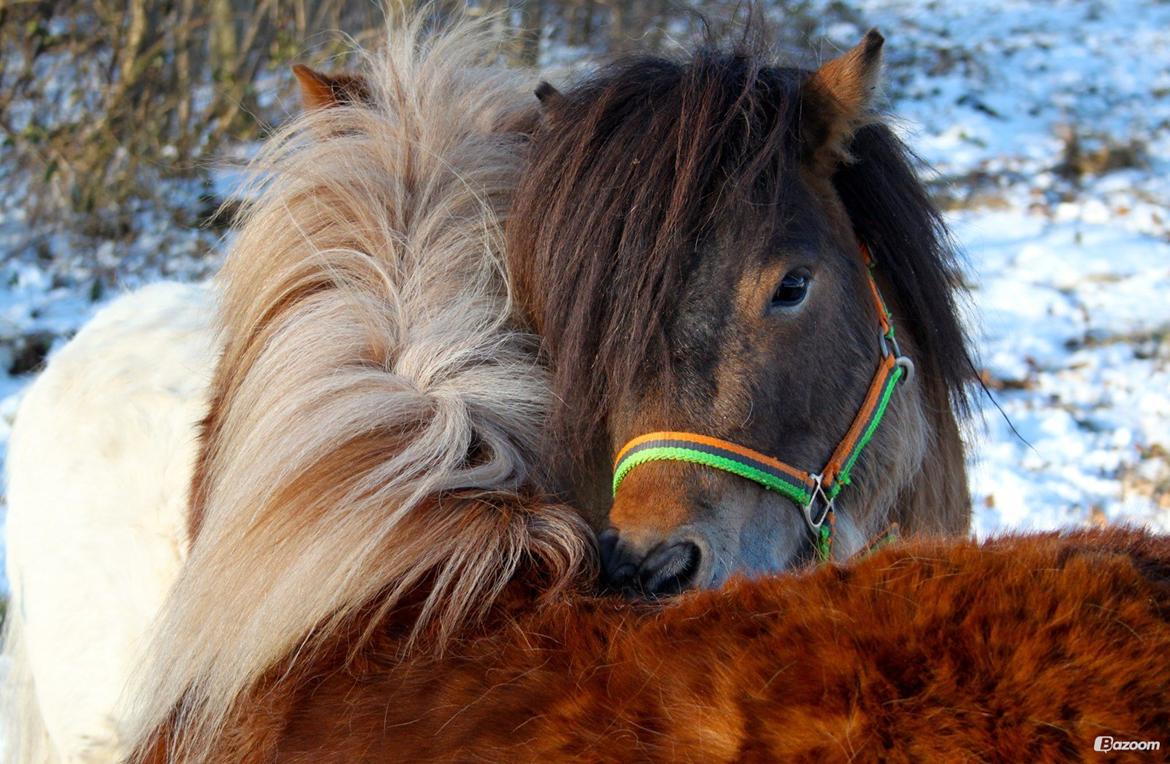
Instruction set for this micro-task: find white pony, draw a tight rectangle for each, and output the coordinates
[2,282,216,761]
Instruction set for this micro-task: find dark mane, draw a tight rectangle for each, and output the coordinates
[509,47,801,469]
[833,124,976,414]
[508,43,976,475]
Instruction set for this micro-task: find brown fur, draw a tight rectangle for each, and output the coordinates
[137,529,1170,762]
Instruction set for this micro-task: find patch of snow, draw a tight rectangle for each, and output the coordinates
[957,211,1170,536]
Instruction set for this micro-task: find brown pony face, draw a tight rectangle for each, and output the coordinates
[507,33,972,596]
[600,176,909,592]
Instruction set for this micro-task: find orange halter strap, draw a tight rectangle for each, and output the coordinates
[611,244,913,562]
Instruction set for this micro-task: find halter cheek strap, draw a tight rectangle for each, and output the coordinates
[611,244,912,563]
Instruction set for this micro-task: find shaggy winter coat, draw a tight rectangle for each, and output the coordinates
[137,529,1169,762]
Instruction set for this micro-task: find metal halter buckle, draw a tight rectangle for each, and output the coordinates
[895,355,915,384]
[880,333,915,384]
[802,473,834,530]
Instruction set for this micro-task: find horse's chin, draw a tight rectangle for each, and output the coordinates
[700,538,812,591]
[685,494,819,591]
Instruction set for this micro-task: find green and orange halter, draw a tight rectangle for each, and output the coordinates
[611,244,913,563]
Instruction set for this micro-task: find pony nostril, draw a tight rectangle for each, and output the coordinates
[639,541,702,597]
[599,534,704,597]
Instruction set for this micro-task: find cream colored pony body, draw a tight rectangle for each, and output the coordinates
[3,282,216,761]
[3,15,586,762]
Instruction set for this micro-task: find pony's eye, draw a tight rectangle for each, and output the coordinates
[769,269,810,310]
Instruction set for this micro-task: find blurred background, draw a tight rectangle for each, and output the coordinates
[0,1,838,268]
[1,0,1168,584]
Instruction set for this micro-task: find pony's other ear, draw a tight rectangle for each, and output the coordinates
[534,80,565,111]
[800,29,884,170]
[292,64,371,110]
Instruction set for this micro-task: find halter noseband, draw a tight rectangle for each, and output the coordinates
[611,244,913,563]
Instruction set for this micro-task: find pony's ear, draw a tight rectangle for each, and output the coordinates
[800,29,884,171]
[292,64,371,110]
[534,81,565,111]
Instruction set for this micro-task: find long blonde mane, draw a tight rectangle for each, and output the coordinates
[124,14,592,758]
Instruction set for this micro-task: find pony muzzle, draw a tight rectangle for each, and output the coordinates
[598,525,710,597]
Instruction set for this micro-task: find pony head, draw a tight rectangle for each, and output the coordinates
[508,32,974,595]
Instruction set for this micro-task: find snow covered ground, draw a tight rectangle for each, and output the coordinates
[825,0,1170,536]
[959,211,1170,536]
[1,0,1168,592]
